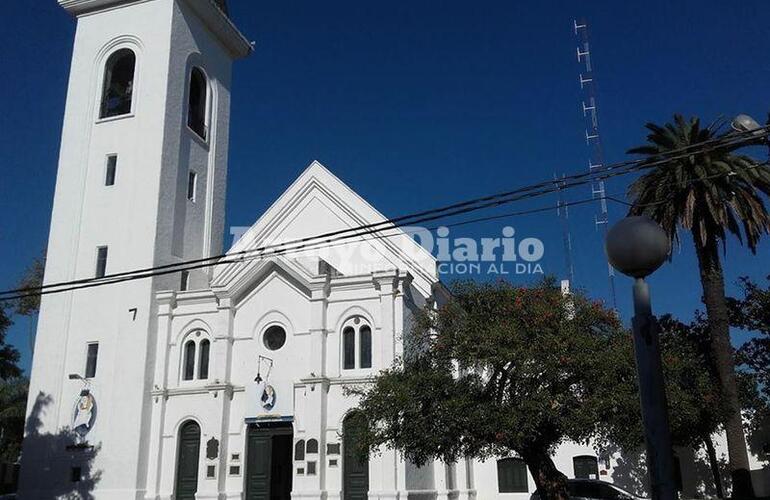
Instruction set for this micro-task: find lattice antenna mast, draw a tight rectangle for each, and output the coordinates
[574,18,617,310]
[555,173,576,286]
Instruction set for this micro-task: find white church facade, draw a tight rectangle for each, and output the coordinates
[19,1,769,500]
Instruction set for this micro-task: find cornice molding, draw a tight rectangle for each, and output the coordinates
[59,0,253,60]
[182,0,253,59]
[59,0,141,15]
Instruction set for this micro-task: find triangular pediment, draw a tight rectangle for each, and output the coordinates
[212,161,437,296]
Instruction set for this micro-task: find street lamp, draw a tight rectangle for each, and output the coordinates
[731,113,769,158]
[731,113,762,135]
[606,216,677,500]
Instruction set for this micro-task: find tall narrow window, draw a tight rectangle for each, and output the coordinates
[183,340,196,381]
[105,155,117,186]
[359,325,372,369]
[180,270,190,291]
[100,49,136,119]
[187,171,197,201]
[188,67,208,140]
[342,318,374,371]
[95,246,108,278]
[198,339,210,380]
[85,343,99,378]
[343,327,355,370]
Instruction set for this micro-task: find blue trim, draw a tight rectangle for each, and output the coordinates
[245,415,293,425]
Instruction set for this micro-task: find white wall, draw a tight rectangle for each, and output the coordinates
[20,1,241,498]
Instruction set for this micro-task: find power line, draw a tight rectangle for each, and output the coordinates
[9,124,763,298]
[2,128,765,299]
[1,128,767,300]
[6,156,759,302]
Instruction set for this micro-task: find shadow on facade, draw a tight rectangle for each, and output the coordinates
[18,392,102,499]
[746,411,770,497]
[605,443,732,499]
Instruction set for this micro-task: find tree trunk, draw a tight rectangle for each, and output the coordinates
[704,435,725,499]
[693,235,755,498]
[522,448,569,500]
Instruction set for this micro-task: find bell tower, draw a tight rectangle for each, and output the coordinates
[20,1,251,498]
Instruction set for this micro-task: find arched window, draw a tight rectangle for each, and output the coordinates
[573,455,599,480]
[198,339,210,380]
[188,67,208,140]
[100,49,136,118]
[183,340,196,381]
[359,325,372,369]
[497,457,528,493]
[343,326,355,370]
[294,440,305,461]
[181,331,211,381]
[306,439,319,454]
[342,317,373,371]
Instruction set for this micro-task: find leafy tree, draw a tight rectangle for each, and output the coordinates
[599,314,729,497]
[626,114,770,497]
[729,276,770,404]
[0,255,44,463]
[0,377,28,462]
[729,275,770,464]
[348,279,626,500]
[0,305,20,381]
[12,255,45,318]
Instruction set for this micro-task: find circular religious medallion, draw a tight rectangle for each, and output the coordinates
[72,390,97,437]
[260,385,276,411]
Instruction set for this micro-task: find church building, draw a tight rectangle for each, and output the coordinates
[19,1,768,500]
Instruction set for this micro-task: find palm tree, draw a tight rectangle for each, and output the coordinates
[626,114,770,498]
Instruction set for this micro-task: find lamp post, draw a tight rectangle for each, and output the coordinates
[606,216,677,500]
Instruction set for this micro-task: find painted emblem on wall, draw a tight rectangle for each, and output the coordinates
[254,355,276,412]
[261,384,276,410]
[72,389,97,437]
[255,380,276,411]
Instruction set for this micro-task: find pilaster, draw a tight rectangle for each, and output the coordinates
[144,291,175,499]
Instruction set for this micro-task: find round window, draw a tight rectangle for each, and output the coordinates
[263,325,287,351]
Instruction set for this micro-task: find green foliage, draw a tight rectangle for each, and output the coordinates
[626,114,768,497]
[730,276,770,404]
[12,255,45,317]
[597,314,727,452]
[626,114,770,251]
[348,279,626,499]
[0,377,28,462]
[0,305,20,381]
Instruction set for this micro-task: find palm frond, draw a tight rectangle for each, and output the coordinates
[626,114,770,254]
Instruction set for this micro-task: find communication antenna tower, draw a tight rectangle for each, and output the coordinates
[555,173,575,287]
[573,18,618,310]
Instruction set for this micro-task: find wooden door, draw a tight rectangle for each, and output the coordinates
[175,420,201,500]
[245,424,293,500]
[343,414,369,500]
[245,429,272,500]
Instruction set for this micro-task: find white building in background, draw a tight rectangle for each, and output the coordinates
[19,1,769,499]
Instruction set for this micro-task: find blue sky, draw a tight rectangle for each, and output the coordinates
[1,1,769,372]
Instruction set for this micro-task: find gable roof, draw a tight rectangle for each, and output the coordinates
[212,161,438,296]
